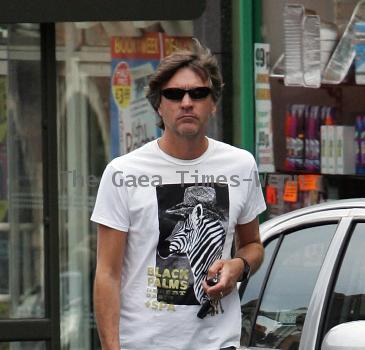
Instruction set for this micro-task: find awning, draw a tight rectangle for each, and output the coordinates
[0,0,206,23]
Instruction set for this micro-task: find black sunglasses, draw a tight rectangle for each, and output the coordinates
[161,87,212,101]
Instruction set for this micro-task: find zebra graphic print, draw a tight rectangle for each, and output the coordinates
[165,203,226,304]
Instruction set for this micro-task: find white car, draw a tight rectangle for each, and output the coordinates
[239,199,365,350]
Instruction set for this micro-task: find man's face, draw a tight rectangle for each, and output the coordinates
[158,67,217,139]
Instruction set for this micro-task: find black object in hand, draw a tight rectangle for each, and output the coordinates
[197,299,212,319]
[206,273,219,286]
[197,273,221,319]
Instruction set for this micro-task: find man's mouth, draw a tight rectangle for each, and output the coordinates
[178,114,197,120]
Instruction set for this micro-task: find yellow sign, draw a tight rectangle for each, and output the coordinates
[112,62,132,109]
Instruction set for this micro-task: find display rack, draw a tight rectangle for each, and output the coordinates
[265,74,365,219]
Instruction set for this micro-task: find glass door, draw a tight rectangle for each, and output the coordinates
[0,23,49,350]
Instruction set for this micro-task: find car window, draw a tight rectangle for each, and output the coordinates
[323,222,365,336]
[251,224,337,349]
[240,238,278,346]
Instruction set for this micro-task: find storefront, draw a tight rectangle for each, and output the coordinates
[0,1,241,349]
[246,0,365,219]
[4,0,364,348]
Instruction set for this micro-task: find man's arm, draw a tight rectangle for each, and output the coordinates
[94,224,127,350]
[234,217,264,274]
[203,217,264,298]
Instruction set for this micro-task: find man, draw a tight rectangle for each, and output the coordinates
[91,41,266,350]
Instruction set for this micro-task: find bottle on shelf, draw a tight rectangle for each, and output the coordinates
[360,115,365,174]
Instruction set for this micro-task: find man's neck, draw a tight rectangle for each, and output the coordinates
[158,134,209,160]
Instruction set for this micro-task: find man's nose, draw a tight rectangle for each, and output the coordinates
[181,92,193,108]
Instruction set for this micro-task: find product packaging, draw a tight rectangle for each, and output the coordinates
[303,15,321,87]
[354,22,365,84]
[335,126,355,174]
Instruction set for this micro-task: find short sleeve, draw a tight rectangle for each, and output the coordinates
[90,164,130,232]
[237,160,266,225]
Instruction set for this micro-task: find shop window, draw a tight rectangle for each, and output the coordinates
[55,20,196,349]
[0,342,46,350]
[257,0,365,218]
[0,24,44,319]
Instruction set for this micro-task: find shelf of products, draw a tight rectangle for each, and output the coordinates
[257,1,365,218]
[263,76,365,219]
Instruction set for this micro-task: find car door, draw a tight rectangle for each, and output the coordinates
[238,209,352,350]
[315,213,365,349]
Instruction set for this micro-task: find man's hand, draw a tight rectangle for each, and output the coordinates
[202,258,244,298]
[202,217,263,299]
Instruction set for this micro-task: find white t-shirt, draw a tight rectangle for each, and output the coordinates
[91,138,266,350]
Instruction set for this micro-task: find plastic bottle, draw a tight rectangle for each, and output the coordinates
[322,0,365,84]
[306,105,321,172]
[355,115,362,174]
[296,105,305,170]
[285,106,295,171]
[360,116,365,174]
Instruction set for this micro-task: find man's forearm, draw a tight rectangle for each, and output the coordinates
[234,241,264,274]
[94,272,121,350]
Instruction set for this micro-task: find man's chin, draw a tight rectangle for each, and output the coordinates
[177,127,200,138]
